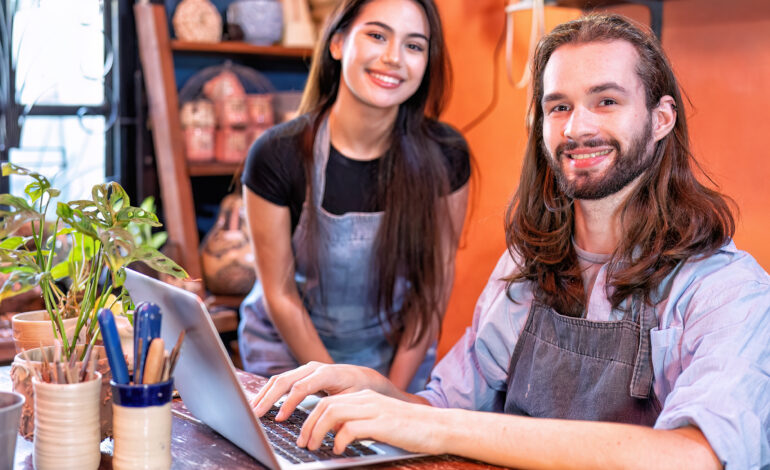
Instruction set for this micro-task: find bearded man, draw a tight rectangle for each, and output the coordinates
[250,14,770,469]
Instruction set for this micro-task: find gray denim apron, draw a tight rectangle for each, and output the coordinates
[504,295,661,424]
[239,117,435,392]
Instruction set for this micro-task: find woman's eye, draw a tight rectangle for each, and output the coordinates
[368,32,385,41]
[406,43,425,52]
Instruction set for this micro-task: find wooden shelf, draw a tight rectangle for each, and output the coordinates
[188,161,242,177]
[171,40,313,59]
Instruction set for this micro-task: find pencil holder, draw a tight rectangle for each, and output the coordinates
[111,378,174,470]
[32,372,102,470]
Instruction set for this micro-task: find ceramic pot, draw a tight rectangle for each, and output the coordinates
[11,346,114,441]
[172,0,222,43]
[227,0,283,46]
[183,126,216,162]
[214,127,251,163]
[11,310,78,354]
[33,371,102,470]
[200,194,256,295]
[111,379,174,470]
[0,391,24,470]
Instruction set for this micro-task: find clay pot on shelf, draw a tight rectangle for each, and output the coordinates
[227,0,284,46]
[172,0,223,43]
[201,194,256,296]
[217,96,250,128]
[180,99,216,128]
[215,127,251,163]
[183,126,216,162]
[246,93,274,127]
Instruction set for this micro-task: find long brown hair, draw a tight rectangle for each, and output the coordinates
[297,0,461,346]
[505,14,735,316]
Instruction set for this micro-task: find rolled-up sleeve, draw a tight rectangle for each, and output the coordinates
[418,252,533,412]
[653,247,770,469]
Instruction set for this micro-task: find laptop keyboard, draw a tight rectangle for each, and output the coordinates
[260,406,378,464]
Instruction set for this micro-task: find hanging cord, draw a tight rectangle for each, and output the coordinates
[459,9,506,134]
[505,0,545,88]
[460,0,546,134]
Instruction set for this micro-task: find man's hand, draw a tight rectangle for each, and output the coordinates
[297,389,446,455]
[251,362,397,420]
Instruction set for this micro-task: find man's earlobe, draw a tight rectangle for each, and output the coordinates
[652,95,677,141]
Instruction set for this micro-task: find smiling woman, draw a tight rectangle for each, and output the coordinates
[237,0,472,393]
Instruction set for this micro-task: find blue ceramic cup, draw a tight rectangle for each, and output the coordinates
[110,379,174,470]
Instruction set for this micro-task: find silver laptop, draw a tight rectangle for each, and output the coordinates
[124,268,420,470]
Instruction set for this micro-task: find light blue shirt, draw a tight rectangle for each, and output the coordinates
[419,241,770,469]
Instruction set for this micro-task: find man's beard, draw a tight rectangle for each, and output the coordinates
[545,117,654,200]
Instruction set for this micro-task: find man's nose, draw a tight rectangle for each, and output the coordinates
[564,106,599,141]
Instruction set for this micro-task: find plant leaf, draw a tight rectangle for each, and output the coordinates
[130,246,188,279]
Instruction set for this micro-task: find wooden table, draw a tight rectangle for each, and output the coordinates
[1,366,502,469]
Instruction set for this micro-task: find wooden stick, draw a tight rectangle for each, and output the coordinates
[21,349,42,382]
[142,338,165,384]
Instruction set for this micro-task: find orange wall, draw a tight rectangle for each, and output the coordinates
[436,0,770,358]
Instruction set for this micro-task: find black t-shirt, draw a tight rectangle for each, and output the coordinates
[242,116,471,233]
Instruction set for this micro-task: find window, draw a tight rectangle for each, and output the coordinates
[1,0,116,204]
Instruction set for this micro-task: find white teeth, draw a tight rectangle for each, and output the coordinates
[570,149,611,160]
[370,72,400,85]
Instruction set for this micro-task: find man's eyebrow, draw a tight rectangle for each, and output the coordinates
[588,82,628,95]
[542,92,566,104]
[363,21,429,41]
[542,82,629,104]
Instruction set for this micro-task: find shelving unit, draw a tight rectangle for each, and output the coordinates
[133,2,310,332]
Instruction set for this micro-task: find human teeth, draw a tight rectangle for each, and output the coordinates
[371,73,400,85]
[570,149,611,160]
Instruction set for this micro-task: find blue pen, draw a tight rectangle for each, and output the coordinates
[97,308,130,384]
[134,302,162,384]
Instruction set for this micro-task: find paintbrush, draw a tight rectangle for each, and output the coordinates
[167,329,185,378]
[79,341,96,383]
[39,341,50,382]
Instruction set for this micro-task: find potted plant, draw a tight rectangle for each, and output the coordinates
[0,162,187,439]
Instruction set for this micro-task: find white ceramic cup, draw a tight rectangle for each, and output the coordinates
[32,372,102,470]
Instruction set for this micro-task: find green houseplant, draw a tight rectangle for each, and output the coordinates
[0,162,187,360]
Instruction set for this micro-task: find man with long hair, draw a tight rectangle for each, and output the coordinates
[251,13,769,469]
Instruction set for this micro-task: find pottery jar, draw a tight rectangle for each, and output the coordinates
[111,379,174,470]
[227,0,283,46]
[32,371,102,470]
[11,345,115,441]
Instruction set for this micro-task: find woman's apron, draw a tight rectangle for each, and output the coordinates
[239,117,435,393]
[504,295,661,424]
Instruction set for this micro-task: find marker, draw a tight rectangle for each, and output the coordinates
[97,309,130,384]
[134,302,162,384]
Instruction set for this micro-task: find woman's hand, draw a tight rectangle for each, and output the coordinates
[297,389,446,455]
[251,362,402,420]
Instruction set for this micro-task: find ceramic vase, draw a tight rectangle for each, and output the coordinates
[111,379,175,470]
[227,0,283,46]
[11,310,78,354]
[11,345,115,441]
[200,194,256,295]
[33,371,102,470]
